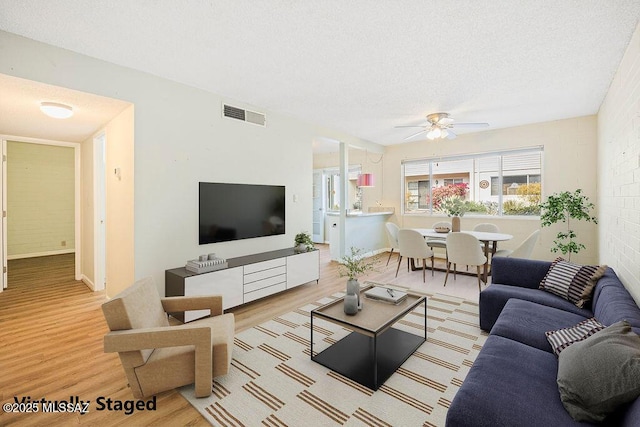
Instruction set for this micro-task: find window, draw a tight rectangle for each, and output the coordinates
[326,166,363,212]
[402,148,542,216]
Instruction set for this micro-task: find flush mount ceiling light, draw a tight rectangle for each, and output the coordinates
[40,102,74,119]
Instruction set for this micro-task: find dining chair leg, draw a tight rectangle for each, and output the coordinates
[453,263,457,281]
[476,265,482,291]
[386,248,394,266]
[444,261,450,286]
[395,255,403,277]
[431,256,434,277]
[422,259,426,283]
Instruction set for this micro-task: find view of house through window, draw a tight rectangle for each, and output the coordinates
[403,148,542,216]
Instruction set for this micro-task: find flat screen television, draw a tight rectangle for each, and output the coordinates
[199,182,285,244]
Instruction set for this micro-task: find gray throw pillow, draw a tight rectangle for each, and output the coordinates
[557,321,640,423]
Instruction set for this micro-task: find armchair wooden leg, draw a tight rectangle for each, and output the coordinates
[422,259,426,283]
[386,248,394,266]
[431,256,434,277]
[453,263,457,281]
[395,255,403,277]
[476,265,482,291]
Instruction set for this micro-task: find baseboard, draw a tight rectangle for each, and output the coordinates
[7,249,75,260]
[81,275,95,291]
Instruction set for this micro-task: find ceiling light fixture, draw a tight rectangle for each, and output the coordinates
[40,102,74,119]
[426,124,449,140]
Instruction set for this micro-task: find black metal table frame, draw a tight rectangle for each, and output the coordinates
[310,295,427,391]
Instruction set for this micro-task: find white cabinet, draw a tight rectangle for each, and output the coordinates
[183,266,243,322]
[287,250,320,289]
[166,248,319,322]
[243,258,287,298]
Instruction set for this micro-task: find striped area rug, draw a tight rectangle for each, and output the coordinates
[179,289,487,426]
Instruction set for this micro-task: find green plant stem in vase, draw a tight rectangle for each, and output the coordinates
[439,195,469,232]
[338,247,378,315]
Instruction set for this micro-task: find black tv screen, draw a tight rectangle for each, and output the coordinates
[199,182,285,244]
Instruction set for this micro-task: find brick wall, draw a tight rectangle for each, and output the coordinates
[598,22,640,304]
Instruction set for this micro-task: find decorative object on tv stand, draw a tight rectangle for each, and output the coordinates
[439,195,469,232]
[186,254,228,274]
[294,231,314,253]
[338,247,378,315]
[539,189,597,261]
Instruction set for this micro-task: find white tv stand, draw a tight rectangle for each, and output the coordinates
[166,248,319,322]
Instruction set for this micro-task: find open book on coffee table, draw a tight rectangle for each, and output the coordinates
[364,286,408,304]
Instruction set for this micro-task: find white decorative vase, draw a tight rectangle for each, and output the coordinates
[344,279,361,315]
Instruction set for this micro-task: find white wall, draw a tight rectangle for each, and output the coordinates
[7,141,75,258]
[0,30,376,297]
[598,21,640,304]
[382,116,599,264]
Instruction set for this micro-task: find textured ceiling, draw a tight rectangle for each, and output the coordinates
[1,1,640,146]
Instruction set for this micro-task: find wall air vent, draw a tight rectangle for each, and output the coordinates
[223,104,266,126]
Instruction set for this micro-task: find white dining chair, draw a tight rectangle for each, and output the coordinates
[385,222,400,266]
[473,223,500,233]
[396,229,435,283]
[471,223,501,267]
[445,232,487,291]
[426,221,451,262]
[493,230,540,259]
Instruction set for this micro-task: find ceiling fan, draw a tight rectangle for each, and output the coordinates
[396,112,489,141]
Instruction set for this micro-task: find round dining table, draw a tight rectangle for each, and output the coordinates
[412,228,513,283]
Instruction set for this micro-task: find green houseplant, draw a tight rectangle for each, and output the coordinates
[539,189,597,261]
[294,231,314,253]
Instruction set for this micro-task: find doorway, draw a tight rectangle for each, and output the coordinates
[1,137,80,292]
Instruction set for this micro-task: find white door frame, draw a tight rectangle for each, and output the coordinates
[1,139,6,290]
[93,133,107,291]
[0,135,81,286]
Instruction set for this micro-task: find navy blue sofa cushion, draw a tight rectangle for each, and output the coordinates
[592,269,640,335]
[490,256,551,289]
[445,335,597,427]
[490,299,590,352]
[479,284,593,331]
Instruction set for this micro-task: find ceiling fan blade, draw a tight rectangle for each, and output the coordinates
[403,129,428,140]
[445,130,457,139]
[394,125,427,128]
[451,122,490,128]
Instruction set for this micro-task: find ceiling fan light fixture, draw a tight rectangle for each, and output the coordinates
[40,102,73,119]
[440,128,449,138]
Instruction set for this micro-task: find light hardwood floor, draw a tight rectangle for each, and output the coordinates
[0,245,483,426]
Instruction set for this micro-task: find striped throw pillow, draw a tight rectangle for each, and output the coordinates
[546,317,606,357]
[539,258,607,308]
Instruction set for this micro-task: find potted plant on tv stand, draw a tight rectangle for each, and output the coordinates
[338,247,378,315]
[294,231,314,253]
